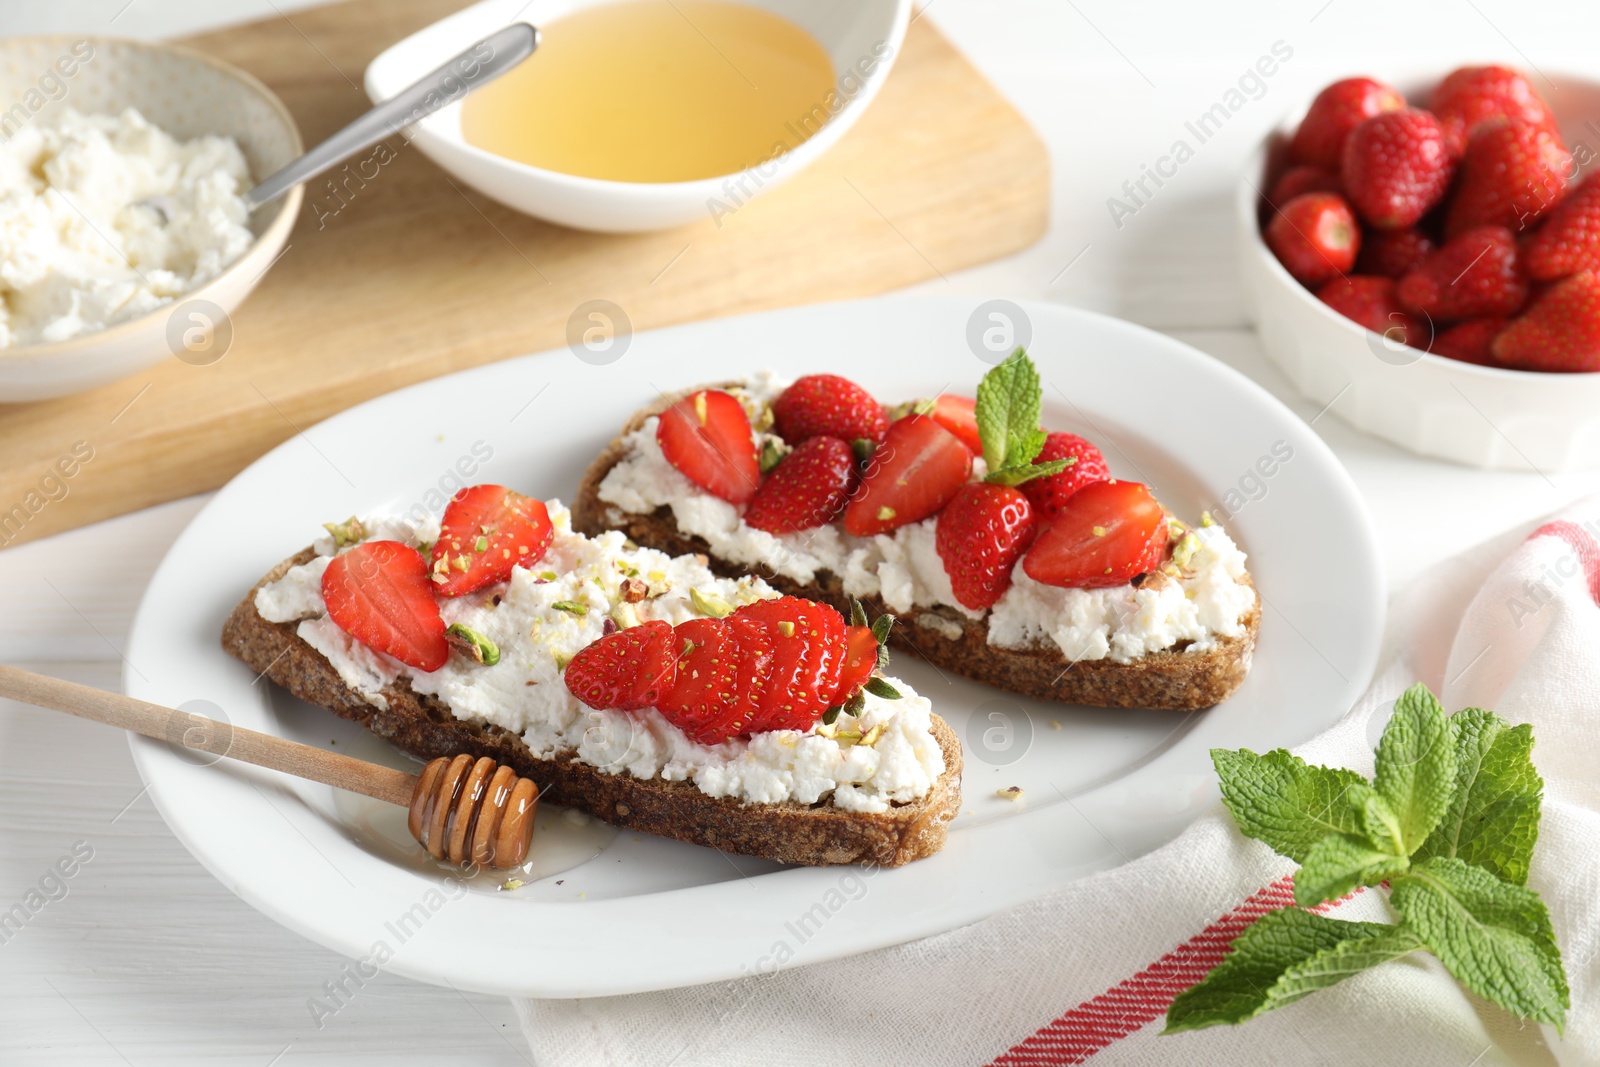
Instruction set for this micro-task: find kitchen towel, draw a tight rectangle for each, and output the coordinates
[515,503,1600,1066]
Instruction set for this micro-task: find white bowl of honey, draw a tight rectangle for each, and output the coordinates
[365,0,911,232]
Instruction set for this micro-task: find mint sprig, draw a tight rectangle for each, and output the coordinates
[973,348,1069,486]
[1166,683,1566,1035]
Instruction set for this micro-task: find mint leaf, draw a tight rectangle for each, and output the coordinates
[1212,748,1366,863]
[974,348,1040,472]
[1390,857,1569,1030]
[1374,684,1456,855]
[1164,909,1418,1032]
[985,457,1070,486]
[1344,782,1406,856]
[1416,709,1542,886]
[1293,833,1409,907]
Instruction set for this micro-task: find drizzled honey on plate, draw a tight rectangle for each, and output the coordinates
[461,0,837,183]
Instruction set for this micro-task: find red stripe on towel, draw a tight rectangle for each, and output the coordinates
[986,877,1359,1066]
[1528,520,1600,607]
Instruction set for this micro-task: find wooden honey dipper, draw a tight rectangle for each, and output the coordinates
[0,665,538,870]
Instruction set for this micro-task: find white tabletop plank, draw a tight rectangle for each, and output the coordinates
[5,0,1599,1062]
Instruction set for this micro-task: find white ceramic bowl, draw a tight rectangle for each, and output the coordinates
[1239,70,1600,472]
[0,37,302,403]
[364,0,910,233]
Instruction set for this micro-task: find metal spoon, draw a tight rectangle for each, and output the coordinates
[142,22,538,220]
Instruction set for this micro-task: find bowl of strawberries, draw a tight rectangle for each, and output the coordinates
[1238,64,1600,470]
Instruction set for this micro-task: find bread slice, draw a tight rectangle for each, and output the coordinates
[571,387,1261,712]
[222,549,963,868]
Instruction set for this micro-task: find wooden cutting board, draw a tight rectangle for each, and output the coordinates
[0,0,1047,550]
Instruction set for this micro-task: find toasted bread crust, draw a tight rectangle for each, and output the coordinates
[221,550,962,868]
[570,386,1260,712]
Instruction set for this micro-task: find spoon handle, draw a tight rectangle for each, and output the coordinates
[0,663,418,807]
[245,21,539,211]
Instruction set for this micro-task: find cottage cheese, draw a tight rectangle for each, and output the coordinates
[254,503,945,814]
[595,376,1257,664]
[0,107,254,348]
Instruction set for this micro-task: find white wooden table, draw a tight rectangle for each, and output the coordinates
[5,2,1600,1062]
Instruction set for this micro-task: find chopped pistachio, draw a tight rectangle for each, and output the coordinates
[446,623,500,666]
[1199,510,1216,528]
[777,620,795,637]
[693,391,709,424]
[689,587,734,618]
[758,436,790,474]
[815,721,839,739]
[552,600,587,616]
[553,652,571,672]
[322,516,367,548]
[859,722,885,747]
[473,536,489,553]
[996,786,1024,801]
[1171,530,1201,570]
[499,878,525,891]
[452,554,470,572]
[647,569,667,583]
[1092,525,1107,537]
[538,570,558,581]
[876,505,896,522]
[609,602,640,630]
[620,577,649,603]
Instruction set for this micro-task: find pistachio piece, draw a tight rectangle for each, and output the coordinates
[689,587,734,618]
[996,786,1024,801]
[322,516,367,549]
[552,600,588,616]
[446,623,500,666]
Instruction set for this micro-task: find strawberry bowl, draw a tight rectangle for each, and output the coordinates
[1238,68,1600,472]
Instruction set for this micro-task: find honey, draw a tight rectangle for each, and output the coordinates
[461,0,838,182]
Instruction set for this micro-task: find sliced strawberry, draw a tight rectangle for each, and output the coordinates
[743,435,855,533]
[929,394,983,455]
[831,624,878,706]
[1018,432,1109,517]
[429,485,552,598]
[657,618,740,742]
[1023,481,1168,590]
[936,483,1036,611]
[732,597,840,732]
[565,619,677,711]
[657,390,760,504]
[772,374,888,446]
[322,541,448,672]
[710,616,777,740]
[842,415,972,536]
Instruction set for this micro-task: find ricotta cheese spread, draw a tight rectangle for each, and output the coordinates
[254,502,945,814]
[595,374,1258,665]
[0,107,255,348]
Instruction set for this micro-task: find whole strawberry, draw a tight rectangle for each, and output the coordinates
[1316,276,1419,346]
[1019,431,1109,516]
[1492,272,1600,372]
[1398,226,1528,321]
[1266,165,1342,208]
[1341,108,1455,230]
[1354,227,1436,278]
[1264,192,1360,287]
[1524,172,1600,281]
[1445,118,1571,238]
[935,483,1036,610]
[1431,65,1558,155]
[1291,77,1405,171]
[743,435,855,533]
[772,374,888,446]
[1429,318,1508,366]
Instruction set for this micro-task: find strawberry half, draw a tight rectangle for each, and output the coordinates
[565,619,678,711]
[657,390,760,504]
[1023,480,1169,590]
[772,374,888,446]
[928,394,983,455]
[322,541,448,672]
[935,483,1036,610]
[743,435,855,534]
[843,414,972,536]
[429,485,553,598]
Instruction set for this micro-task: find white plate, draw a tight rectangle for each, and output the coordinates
[125,295,1383,998]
